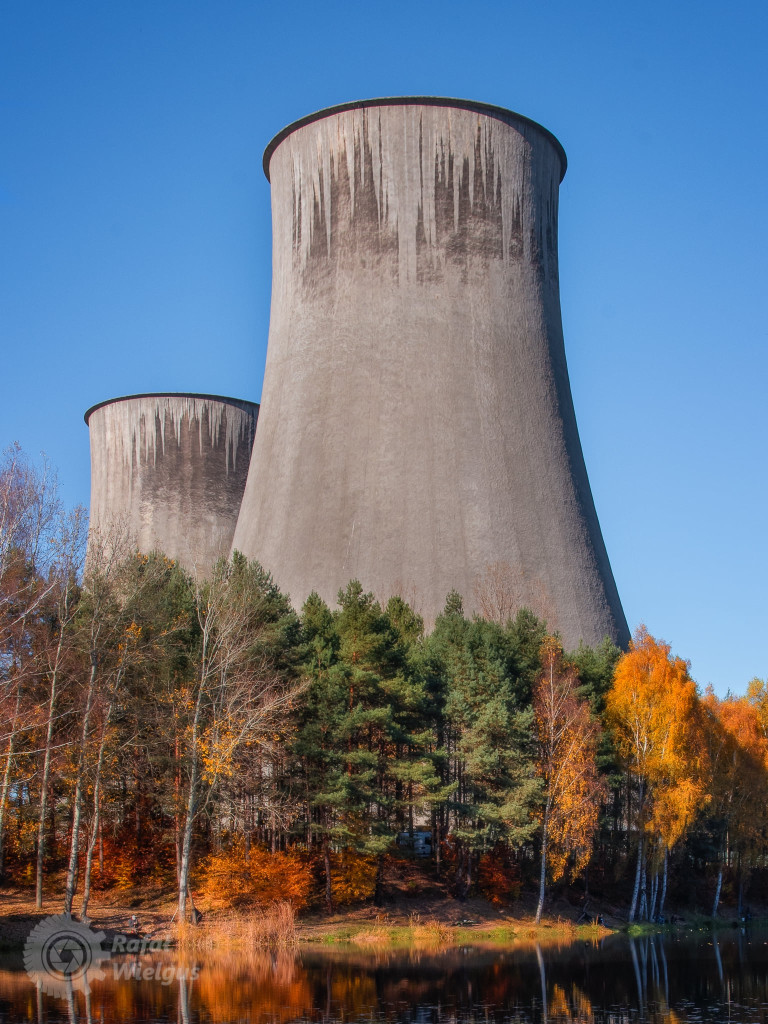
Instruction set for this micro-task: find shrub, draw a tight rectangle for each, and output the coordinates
[200,843,313,911]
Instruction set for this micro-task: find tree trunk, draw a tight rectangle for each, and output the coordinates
[36,660,61,908]
[174,733,181,884]
[35,578,75,912]
[323,839,333,914]
[638,848,648,920]
[178,675,206,924]
[629,835,643,923]
[81,708,110,923]
[177,747,199,924]
[64,657,98,915]
[649,868,658,923]
[0,734,16,880]
[80,785,101,924]
[536,803,550,924]
[612,784,621,863]
[712,863,723,918]
[658,847,668,919]
[0,684,22,879]
[456,842,469,900]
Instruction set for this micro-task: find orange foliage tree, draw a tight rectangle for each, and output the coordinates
[200,843,313,911]
[533,637,605,923]
[606,626,708,922]
[702,691,768,916]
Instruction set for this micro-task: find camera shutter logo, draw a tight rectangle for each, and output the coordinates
[24,914,110,999]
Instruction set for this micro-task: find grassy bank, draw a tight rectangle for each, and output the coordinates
[175,904,764,953]
[170,907,614,953]
[302,915,612,950]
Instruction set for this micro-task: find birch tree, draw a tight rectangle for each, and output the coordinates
[703,692,768,917]
[35,505,87,906]
[177,554,303,923]
[606,627,706,921]
[0,444,61,879]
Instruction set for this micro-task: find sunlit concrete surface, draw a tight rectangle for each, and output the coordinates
[234,97,628,647]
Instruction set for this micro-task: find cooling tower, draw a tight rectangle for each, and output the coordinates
[85,393,258,577]
[232,97,629,648]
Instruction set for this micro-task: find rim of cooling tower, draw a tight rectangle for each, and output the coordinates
[262,97,567,184]
[84,393,260,425]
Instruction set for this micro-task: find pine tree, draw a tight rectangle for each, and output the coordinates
[427,601,544,896]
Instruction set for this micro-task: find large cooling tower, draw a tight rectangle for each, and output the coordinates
[232,97,629,648]
[86,393,258,577]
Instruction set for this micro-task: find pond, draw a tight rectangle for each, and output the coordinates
[1,928,767,1022]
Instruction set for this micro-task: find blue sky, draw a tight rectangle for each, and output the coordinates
[1,1,765,694]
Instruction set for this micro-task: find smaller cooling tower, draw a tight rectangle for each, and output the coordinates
[85,393,258,577]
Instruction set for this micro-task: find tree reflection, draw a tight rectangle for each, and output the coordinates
[2,931,768,1022]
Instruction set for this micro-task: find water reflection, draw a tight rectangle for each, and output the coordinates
[2,929,768,1022]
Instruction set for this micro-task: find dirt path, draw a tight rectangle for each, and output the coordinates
[0,887,175,948]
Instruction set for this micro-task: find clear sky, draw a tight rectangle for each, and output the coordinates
[1,1,765,695]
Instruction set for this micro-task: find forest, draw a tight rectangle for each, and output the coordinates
[2,442,768,925]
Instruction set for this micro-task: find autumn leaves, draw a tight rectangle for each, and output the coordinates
[534,638,605,922]
[606,628,768,921]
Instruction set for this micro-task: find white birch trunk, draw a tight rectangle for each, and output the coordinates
[659,847,668,919]
[712,863,723,918]
[63,658,98,914]
[81,702,112,922]
[536,800,550,924]
[36,643,62,908]
[178,684,204,923]
[629,835,643,923]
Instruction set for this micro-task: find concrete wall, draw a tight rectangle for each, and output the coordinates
[232,98,629,648]
[86,393,258,578]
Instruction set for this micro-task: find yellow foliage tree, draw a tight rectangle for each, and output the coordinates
[746,677,768,739]
[606,626,708,921]
[329,849,377,905]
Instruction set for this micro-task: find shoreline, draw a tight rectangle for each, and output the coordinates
[1,885,758,955]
